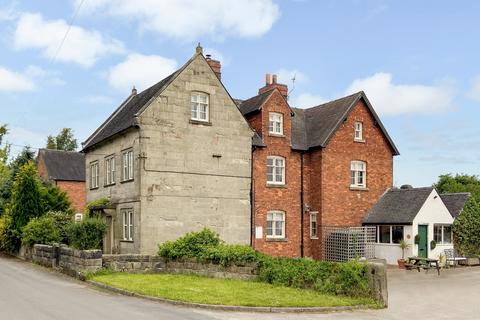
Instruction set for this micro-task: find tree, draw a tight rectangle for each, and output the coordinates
[40,181,73,214]
[434,174,480,202]
[4,162,43,251]
[453,198,480,256]
[0,125,10,215]
[0,147,35,215]
[46,128,78,151]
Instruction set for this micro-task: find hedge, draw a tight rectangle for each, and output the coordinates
[21,216,61,247]
[66,218,107,250]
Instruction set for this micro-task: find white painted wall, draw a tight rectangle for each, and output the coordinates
[412,189,454,261]
[373,189,454,265]
[374,225,413,265]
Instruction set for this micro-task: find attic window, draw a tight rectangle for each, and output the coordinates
[269,112,283,135]
[191,92,209,122]
[354,121,363,141]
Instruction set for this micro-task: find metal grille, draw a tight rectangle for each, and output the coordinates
[321,226,376,262]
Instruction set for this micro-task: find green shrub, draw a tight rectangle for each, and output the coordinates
[21,216,61,247]
[84,198,110,218]
[158,228,221,259]
[66,218,107,250]
[44,211,73,244]
[199,244,260,267]
[258,257,370,297]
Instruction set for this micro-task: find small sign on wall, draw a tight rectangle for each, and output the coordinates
[255,226,263,239]
[74,213,83,222]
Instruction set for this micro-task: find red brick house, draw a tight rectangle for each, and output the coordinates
[239,74,399,259]
[37,149,86,213]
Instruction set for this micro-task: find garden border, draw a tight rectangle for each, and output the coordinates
[87,279,380,313]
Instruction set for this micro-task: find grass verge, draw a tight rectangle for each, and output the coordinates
[91,272,377,308]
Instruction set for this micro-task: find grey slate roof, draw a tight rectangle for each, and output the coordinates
[440,193,471,218]
[238,90,274,116]
[238,90,399,154]
[363,187,434,225]
[38,149,85,181]
[252,131,266,147]
[82,72,177,150]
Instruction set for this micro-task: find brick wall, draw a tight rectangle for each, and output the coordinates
[320,100,393,227]
[251,90,304,258]
[56,180,86,213]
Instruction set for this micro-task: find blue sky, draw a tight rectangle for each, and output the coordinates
[0,0,479,186]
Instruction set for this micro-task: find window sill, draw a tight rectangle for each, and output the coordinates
[120,179,134,184]
[190,119,212,126]
[268,133,285,138]
[354,139,366,143]
[120,240,134,243]
[350,186,369,191]
[310,237,319,240]
[89,187,99,190]
[267,183,287,189]
[266,237,288,242]
[104,183,115,187]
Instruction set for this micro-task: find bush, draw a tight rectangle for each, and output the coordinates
[21,216,61,247]
[258,257,370,297]
[84,198,110,218]
[158,228,221,260]
[44,211,73,244]
[66,218,107,250]
[453,198,480,256]
[199,244,260,267]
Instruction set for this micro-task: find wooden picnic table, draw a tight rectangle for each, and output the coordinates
[406,256,440,275]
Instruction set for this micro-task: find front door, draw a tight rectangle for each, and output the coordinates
[418,225,428,258]
[104,216,113,254]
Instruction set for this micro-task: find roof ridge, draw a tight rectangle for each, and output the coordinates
[39,148,81,154]
[440,192,471,195]
[302,91,363,111]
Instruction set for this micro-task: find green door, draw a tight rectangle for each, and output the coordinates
[418,225,428,258]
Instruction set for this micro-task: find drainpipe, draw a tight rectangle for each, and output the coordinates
[250,147,256,248]
[300,152,305,258]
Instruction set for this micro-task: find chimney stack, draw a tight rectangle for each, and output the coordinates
[258,73,288,99]
[205,54,221,80]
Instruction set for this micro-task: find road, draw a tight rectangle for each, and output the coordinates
[1,254,480,319]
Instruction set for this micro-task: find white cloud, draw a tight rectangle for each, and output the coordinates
[276,68,308,85]
[14,13,124,67]
[108,53,177,92]
[0,66,35,92]
[345,72,455,115]
[82,95,115,105]
[466,76,480,102]
[8,126,47,149]
[0,2,18,21]
[290,93,326,108]
[75,0,280,40]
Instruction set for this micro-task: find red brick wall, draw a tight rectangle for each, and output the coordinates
[56,180,86,213]
[37,156,49,181]
[320,100,394,227]
[251,90,304,257]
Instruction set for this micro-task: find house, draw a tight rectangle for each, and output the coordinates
[37,148,86,213]
[363,186,470,265]
[82,46,253,254]
[238,74,399,259]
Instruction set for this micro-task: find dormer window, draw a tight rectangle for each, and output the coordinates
[354,121,363,141]
[269,112,283,135]
[191,92,209,122]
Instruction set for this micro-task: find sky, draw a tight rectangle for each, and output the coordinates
[0,0,479,187]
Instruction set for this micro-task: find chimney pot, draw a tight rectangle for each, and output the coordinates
[272,74,277,84]
[265,73,271,85]
[206,54,211,60]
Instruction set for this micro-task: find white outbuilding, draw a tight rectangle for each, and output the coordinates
[363,186,470,265]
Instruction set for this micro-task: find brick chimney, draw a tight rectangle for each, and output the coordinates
[205,54,221,80]
[258,73,288,99]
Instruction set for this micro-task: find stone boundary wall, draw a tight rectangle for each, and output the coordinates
[103,254,165,272]
[23,244,102,277]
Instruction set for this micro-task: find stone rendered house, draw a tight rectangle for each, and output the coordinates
[82,46,253,254]
[238,76,399,259]
[37,148,86,213]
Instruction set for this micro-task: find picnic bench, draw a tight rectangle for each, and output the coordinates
[406,256,440,275]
